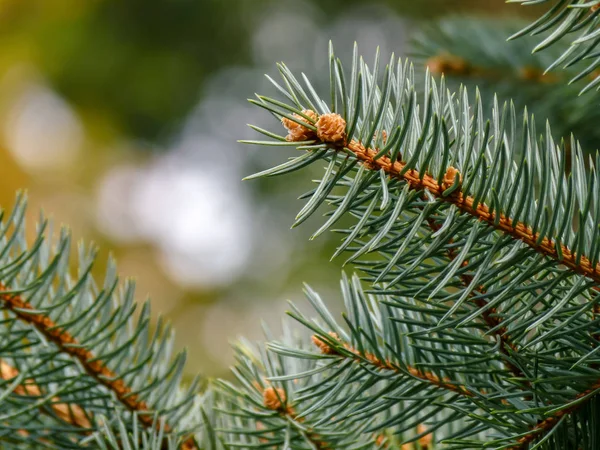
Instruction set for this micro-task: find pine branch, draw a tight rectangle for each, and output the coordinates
[423,216,526,382]
[261,386,330,449]
[216,337,378,449]
[0,359,92,430]
[511,379,600,449]
[311,332,475,398]
[0,285,149,427]
[266,275,530,448]
[280,111,600,285]
[0,284,199,449]
[0,196,203,448]
[511,0,600,95]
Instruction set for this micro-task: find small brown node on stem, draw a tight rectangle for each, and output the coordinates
[312,332,340,355]
[417,423,433,449]
[519,66,557,84]
[263,386,287,411]
[442,166,462,191]
[282,109,317,142]
[316,113,346,144]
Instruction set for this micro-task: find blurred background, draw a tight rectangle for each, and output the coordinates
[0,0,544,378]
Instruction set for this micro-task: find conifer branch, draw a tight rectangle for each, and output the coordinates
[0,282,199,450]
[510,379,600,449]
[425,53,563,85]
[511,0,600,95]
[243,47,600,447]
[424,211,526,382]
[411,17,600,151]
[281,111,600,287]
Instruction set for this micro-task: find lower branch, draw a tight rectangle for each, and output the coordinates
[0,360,91,429]
[0,284,198,450]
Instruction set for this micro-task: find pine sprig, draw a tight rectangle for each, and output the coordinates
[215,336,380,449]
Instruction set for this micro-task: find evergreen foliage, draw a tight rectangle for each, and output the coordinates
[0,194,206,449]
[510,0,600,95]
[3,2,600,450]
[410,17,600,150]
[233,22,600,449]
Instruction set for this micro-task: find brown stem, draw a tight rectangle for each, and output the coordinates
[342,139,600,284]
[0,284,198,450]
[312,333,476,398]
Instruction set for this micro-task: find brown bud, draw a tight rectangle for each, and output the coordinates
[375,434,388,447]
[417,424,433,448]
[281,109,318,142]
[312,332,340,355]
[442,166,462,191]
[316,113,346,144]
[426,54,469,76]
[263,386,287,411]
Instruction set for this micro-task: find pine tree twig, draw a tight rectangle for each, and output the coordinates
[509,377,600,449]
[282,111,600,286]
[312,333,475,398]
[0,284,198,450]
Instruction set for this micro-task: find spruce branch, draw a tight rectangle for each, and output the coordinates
[265,275,528,448]
[311,332,475,398]
[511,0,600,95]
[280,110,600,286]
[422,213,526,383]
[0,359,92,430]
[0,280,199,450]
[0,284,149,427]
[0,196,203,449]
[216,337,378,449]
[261,386,330,449]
